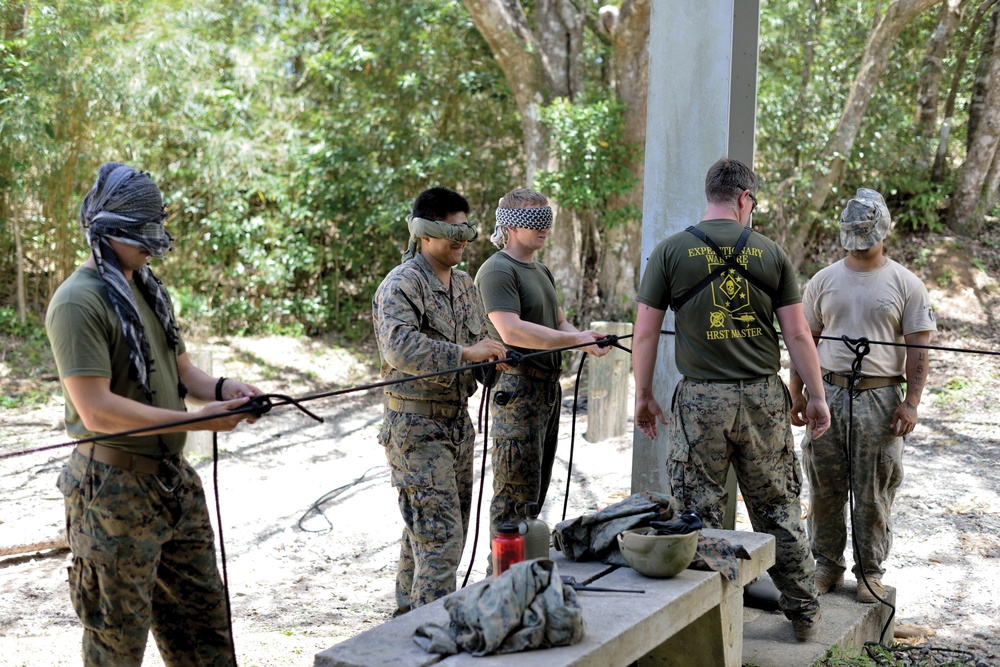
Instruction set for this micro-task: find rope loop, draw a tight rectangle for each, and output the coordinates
[505,350,525,366]
[247,395,273,418]
[598,334,618,348]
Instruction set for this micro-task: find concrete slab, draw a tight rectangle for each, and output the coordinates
[742,575,896,667]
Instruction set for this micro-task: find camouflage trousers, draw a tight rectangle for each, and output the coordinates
[57,448,235,667]
[667,375,819,622]
[801,383,904,580]
[380,407,475,616]
[488,373,561,541]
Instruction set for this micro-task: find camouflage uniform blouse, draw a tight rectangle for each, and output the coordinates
[372,253,487,405]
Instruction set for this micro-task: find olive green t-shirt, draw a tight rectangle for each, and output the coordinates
[45,267,188,455]
[474,251,562,373]
[637,219,801,380]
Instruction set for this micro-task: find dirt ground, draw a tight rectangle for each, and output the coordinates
[1,245,1000,667]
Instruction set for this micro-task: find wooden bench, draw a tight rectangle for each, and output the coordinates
[315,528,775,667]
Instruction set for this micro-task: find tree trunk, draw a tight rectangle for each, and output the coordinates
[915,0,969,166]
[596,0,649,321]
[462,0,587,313]
[463,0,649,320]
[968,2,999,152]
[932,0,999,181]
[949,1,1000,235]
[13,212,26,324]
[809,0,943,211]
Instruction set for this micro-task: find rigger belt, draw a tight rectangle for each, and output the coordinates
[822,370,904,391]
[503,365,562,383]
[76,443,164,474]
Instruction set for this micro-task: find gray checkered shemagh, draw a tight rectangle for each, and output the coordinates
[80,162,180,402]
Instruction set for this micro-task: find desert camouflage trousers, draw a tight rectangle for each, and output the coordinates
[801,383,904,580]
[667,375,819,622]
[380,407,475,616]
[57,448,235,667]
[488,372,561,540]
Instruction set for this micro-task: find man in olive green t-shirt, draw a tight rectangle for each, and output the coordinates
[474,188,609,549]
[631,158,830,642]
[46,162,261,666]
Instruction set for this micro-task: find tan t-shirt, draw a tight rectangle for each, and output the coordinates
[802,257,936,377]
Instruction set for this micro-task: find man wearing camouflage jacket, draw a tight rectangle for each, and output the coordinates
[373,187,506,616]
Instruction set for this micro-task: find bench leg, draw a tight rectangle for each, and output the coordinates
[638,579,743,667]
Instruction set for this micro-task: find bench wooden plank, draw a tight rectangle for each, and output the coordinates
[315,529,775,667]
[437,568,724,667]
[314,600,451,667]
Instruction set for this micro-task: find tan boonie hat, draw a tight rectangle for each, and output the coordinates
[839,188,891,250]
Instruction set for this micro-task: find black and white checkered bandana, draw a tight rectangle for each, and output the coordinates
[494,206,553,230]
[80,162,180,402]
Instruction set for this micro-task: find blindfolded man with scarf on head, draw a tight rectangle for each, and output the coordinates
[372,187,506,616]
[46,161,262,666]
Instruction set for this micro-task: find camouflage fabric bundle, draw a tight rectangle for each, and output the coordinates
[413,559,584,656]
[552,492,752,582]
[552,491,675,565]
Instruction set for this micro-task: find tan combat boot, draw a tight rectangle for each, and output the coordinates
[856,577,884,604]
[815,566,844,594]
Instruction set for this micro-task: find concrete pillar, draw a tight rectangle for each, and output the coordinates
[585,321,632,442]
[184,348,214,460]
[632,0,760,531]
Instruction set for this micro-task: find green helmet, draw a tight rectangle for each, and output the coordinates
[617,527,699,578]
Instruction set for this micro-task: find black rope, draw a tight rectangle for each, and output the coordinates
[817,333,1000,357]
[211,431,238,664]
[2,340,626,462]
[461,380,492,589]
[836,336,978,665]
[562,352,587,522]
[297,466,391,533]
[7,325,996,664]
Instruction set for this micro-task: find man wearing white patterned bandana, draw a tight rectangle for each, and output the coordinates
[475,188,609,566]
[46,161,262,666]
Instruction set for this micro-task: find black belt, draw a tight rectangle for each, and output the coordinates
[503,365,562,382]
[385,396,461,419]
[822,371,903,391]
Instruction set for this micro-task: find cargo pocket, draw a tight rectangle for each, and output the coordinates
[56,463,80,499]
[66,530,122,632]
[668,383,689,464]
[386,414,446,489]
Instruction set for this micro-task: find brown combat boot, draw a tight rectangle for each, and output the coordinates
[815,566,844,594]
[856,577,884,604]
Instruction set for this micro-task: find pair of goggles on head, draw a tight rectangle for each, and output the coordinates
[407,215,479,243]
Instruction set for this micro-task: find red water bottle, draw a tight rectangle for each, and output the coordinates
[492,523,524,578]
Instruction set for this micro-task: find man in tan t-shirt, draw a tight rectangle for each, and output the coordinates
[790,188,936,604]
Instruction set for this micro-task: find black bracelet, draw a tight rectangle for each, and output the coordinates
[215,377,227,401]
